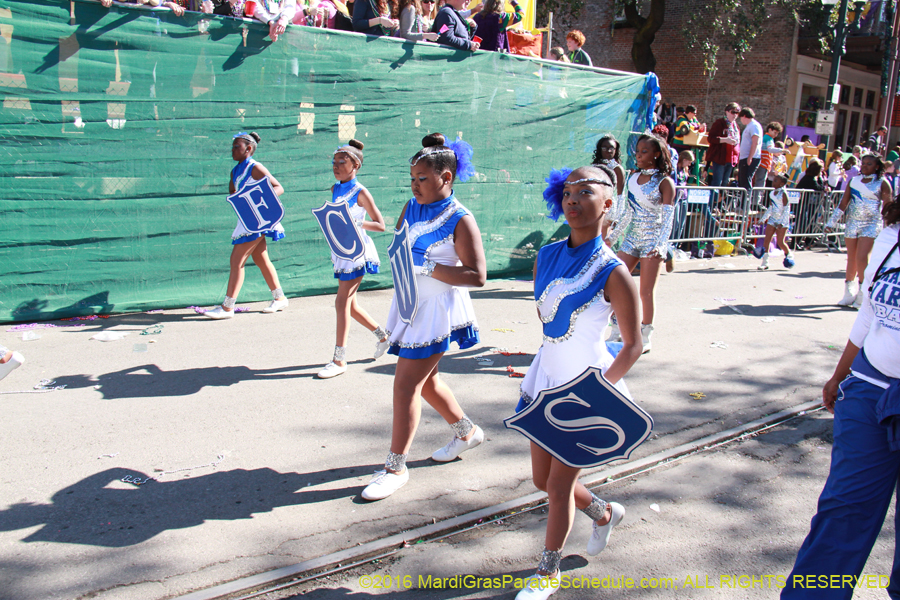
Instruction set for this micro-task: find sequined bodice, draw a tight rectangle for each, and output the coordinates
[332,178,366,220]
[627,172,664,215]
[849,175,884,216]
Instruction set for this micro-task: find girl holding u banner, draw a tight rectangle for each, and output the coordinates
[360,133,485,501]
[513,165,642,600]
[205,132,289,319]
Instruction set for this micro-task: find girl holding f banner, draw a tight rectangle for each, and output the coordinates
[317,139,389,380]
[361,133,485,502]
[514,165,642,600]
[205,132,289,319]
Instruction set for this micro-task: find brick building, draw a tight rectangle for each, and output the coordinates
[569,0,896,151]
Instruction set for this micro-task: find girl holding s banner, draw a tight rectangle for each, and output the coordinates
[317,139,389,380]
[514,165,642,600]
[205,132,289,319]
[360,133,485,502]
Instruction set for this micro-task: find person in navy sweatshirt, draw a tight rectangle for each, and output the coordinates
[432,0,480,51]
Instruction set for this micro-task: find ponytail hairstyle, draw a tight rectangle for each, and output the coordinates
[637,133,673,174]
[409,133,475,182]
[592,134,621,164]
[334,138,364,168]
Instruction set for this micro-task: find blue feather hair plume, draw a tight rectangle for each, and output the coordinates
[543,167,572,221]
[448,137,475,182]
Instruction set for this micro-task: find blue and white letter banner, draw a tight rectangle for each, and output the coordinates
[311,200,366,263]
[387,222,419,325]
[504,367,653,469]
[227,177,285,234]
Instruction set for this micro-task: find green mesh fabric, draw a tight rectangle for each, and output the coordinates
[0,0,653,322]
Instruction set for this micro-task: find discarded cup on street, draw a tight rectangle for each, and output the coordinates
[91,331,130,342]
[22,331,41,341]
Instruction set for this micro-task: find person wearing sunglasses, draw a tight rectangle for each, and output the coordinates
[783,199,900,599]
[394,0,440,41]
[706,101,742,190]
[419,0,436,29]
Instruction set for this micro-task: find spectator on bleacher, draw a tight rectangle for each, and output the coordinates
[353,0,398,36]
[754,121,784,188]
[201,0,245,17]
[840,155,859,190]
[432,0,479,51]
[472,0,522,52]
[707,102,741,189]
[549,47,569,62]
[672,105,701,150]
[826,149,845,190]
[395,0,440,40]
[419,0,435,29]
[737,107,762,191]
[886,144,900,164]
[867,125,887,156]
[565,30,591,66]
[244,0,297,40]
[291,0,332,27]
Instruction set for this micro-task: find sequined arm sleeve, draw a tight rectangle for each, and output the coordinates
[825,207,844,229]
[605,200,632,246]
[653,204,675,255]
[759,201,776,226]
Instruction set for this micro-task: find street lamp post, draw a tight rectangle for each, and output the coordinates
[822,0,866,151]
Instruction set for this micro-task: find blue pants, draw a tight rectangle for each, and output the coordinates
[783,376,900,599]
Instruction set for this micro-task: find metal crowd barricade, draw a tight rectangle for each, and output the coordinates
[670,186,749,253]
[744,188,846,250]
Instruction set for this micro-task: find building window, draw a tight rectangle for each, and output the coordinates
[840,86,851,105]
[853,88,863,107]
[866,90,875,110]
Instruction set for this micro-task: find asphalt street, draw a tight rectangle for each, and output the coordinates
[0,249,864,600]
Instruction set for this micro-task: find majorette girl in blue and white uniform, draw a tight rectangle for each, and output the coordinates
[591,133,627,234]
[361,133,486,502]
[317,139,390,380]
[205,132,289,319]
[782,202,900,599]
[826,153,892,309]
[604,133,676,353]
[513,165,643,600]
[752,172,796,270]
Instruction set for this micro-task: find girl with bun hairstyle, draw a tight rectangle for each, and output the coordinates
[317,139,389,380]
[361,133,486,501]
[604,133,676,353]
[205,132,289,319]
[513,164,641,600]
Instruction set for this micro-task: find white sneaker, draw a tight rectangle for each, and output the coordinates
[586,501,625,556]
[203,306,233,320]
[758,253,769,270]
[837,280,858,306]
[374,337,390,359]
[361,469,409,501]
[515,573,561,600]
[851,290,863,310]
[317,361,347,379]
[640,323,653,354]
[262,297,288,313]
[432,425,484,462]
[0,351,25,382]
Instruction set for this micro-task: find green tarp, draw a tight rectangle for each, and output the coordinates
[0,0,654,322]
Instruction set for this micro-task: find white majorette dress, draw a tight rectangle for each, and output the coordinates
[846,174,885,239]
[619,171,668,257]
[230,158,286,246]
[385,193,479,359]
[517,236,630,412]
[759,188,792,229]
[330,177,380,280]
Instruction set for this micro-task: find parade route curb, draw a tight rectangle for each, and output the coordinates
[172,398,824,600]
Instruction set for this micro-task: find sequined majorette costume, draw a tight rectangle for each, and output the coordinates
[608,171,675,257]
[231,158,286,246]
[517,236,630,412]
[759,188,792,229]
[385,193,480,359]
[839,175,885,239]
[329,177,380,280]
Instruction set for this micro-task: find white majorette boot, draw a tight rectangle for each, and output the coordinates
[837,280,857,306]
[758,253,770,270]
[262,288,288,313]
[640,323,654,354]
[0,351,25,382]
[851,288,864,310]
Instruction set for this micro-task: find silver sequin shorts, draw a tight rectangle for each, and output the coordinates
[844,214,883,239]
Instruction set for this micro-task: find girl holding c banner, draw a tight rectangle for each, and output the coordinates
[360,133,485,502]
[317,139,389,380]
[205,132,288,320]
[513,165,642,600]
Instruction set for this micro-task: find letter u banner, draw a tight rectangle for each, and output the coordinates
[504,367,653,468]
[227,177,285,234]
